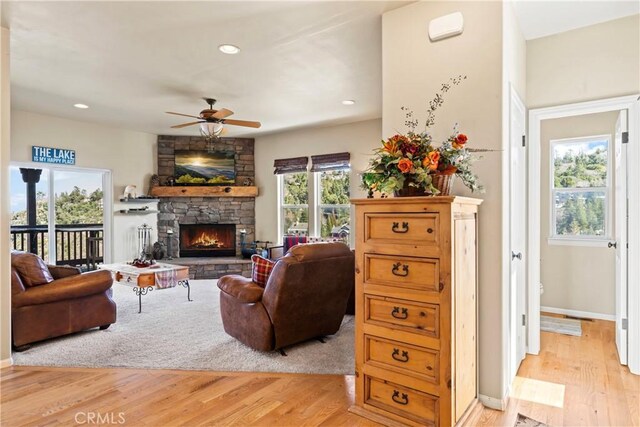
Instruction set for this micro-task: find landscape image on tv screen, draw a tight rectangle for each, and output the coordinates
[174,150,236,185]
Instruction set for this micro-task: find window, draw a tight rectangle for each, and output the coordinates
[550,135,611,242]
[279,172,309,237]
[316,169,350,238]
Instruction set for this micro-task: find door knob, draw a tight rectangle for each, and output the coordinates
[512,251,522,260]
[608,241,617,249]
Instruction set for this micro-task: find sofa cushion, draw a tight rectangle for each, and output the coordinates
[251,254,275,287]
[11,251,54,288]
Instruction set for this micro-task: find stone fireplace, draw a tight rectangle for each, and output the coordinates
[154,135,255,279]
[179,224,236,257]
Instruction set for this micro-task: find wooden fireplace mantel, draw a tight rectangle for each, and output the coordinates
[150,186,258,198]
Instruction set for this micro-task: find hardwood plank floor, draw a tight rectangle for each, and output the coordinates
[1,318,637,426]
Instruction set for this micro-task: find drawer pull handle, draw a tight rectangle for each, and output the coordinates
[391,348,409,363]
[391,221,409,234]
[392,390,409,405]
[391,262,409,277]
[427,227,434,234]
[391,306,408,319]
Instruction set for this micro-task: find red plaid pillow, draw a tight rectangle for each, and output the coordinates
[251,254,275,287]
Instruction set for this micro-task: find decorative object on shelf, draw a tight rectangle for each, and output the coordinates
[150,174,160,189]
[165,176,175,186]
[242,177,253,186]
[166,228,174,260]
[123,184,138,199]
[361,75,486,197]
[152,242,166,260]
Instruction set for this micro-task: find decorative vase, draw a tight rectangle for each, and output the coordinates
[432,173,456,196]
[394,177,427,197]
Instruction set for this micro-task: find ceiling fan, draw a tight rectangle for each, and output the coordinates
[166,98,261,138]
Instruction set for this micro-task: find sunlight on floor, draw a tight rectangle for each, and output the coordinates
[511,376,565,408]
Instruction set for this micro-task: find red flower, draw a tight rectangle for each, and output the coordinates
[397,158,413,174]
[452,133,468,149]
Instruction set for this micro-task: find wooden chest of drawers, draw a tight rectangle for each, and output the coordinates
[350,196,481,427]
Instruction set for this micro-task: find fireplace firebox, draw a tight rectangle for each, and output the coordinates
[179,224,236,257]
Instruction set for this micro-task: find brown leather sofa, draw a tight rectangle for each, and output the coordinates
[217,242,355,352]
[11,251,116,349]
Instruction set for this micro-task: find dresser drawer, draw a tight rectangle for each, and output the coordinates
[365,295,439,338]
[364,213,439,246]
[364,254,440,293]
[365,335,439,384]
[365,375,439,426]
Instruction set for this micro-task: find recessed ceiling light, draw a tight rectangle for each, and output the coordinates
[73,103,89,109]
[218,44,240,55]
[342,100,356,105]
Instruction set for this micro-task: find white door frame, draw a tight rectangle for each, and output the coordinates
[527,94,640,375]
[9,161,113,264]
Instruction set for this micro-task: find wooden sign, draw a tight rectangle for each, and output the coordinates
[32,146,76,165]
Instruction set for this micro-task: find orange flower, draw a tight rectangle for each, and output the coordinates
[452,133,468,149]
[423,151,440,171]
[397,158,413,174]
[382,139,398,154]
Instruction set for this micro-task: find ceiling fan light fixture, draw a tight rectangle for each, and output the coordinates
[200,122,224,139]
[218,44,240,55]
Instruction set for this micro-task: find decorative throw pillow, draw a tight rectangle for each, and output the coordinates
[11,251,54,287]
[251,254,275,287]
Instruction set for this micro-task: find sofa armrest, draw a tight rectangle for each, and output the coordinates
[13,270,113,308]
[47,265,82,280]
[218,275,264,303]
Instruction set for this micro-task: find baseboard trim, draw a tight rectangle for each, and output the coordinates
[0,357,13,368]
[478,393,509,411]
[541,306,615,322]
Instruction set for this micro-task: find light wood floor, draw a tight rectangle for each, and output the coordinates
[1,318,638,426]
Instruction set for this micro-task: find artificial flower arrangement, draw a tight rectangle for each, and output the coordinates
[361,75,484,197]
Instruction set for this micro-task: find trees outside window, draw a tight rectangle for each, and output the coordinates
[551,136,610,240]
[317,170,350,238]
[280,172,309,236]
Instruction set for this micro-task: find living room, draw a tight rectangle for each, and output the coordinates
[1,1,640,426]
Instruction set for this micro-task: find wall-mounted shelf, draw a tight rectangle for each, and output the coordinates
[117,209,159,215]
[119,198,160,203]
[150,186,258,198]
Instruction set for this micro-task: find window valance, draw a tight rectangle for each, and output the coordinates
[310,152,350,172]
[273,156,309,175]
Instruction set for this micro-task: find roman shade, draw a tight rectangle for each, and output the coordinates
[273,157,308,175]
[310,152,350,172]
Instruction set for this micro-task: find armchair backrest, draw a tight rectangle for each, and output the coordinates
[261,242,354,349]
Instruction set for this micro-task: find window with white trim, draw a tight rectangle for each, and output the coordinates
[315,169,350,238]
[279,172,309,237]
[550,135,611,241]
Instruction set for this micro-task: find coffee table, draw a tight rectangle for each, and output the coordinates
[99,262,191,313]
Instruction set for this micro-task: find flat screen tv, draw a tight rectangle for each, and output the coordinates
[174,150,236,185]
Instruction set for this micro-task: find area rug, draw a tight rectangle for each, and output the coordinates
[515,413,548,426]
[540,315,582,337]
[13,280,355,375]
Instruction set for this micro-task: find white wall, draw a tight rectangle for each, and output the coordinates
[1,26,12,364]
[10,110,157,262]
[254,118,381,244]
[527,15,640,109]
[540,112,617,316]
[382,1,507,402]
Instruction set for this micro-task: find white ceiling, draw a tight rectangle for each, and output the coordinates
[3,1,639,137]
[3,1,407,137]
[513,0,640,40]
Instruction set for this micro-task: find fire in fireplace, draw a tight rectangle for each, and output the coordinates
[179,224,236,257]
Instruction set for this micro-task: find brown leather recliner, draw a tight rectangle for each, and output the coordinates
[217,242,355,352]
[11,251,117,349]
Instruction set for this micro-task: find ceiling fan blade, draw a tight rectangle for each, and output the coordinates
[212,108,234,119]
[166,111,201,119]
[223,119,261,128]
[171,121,203,129]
